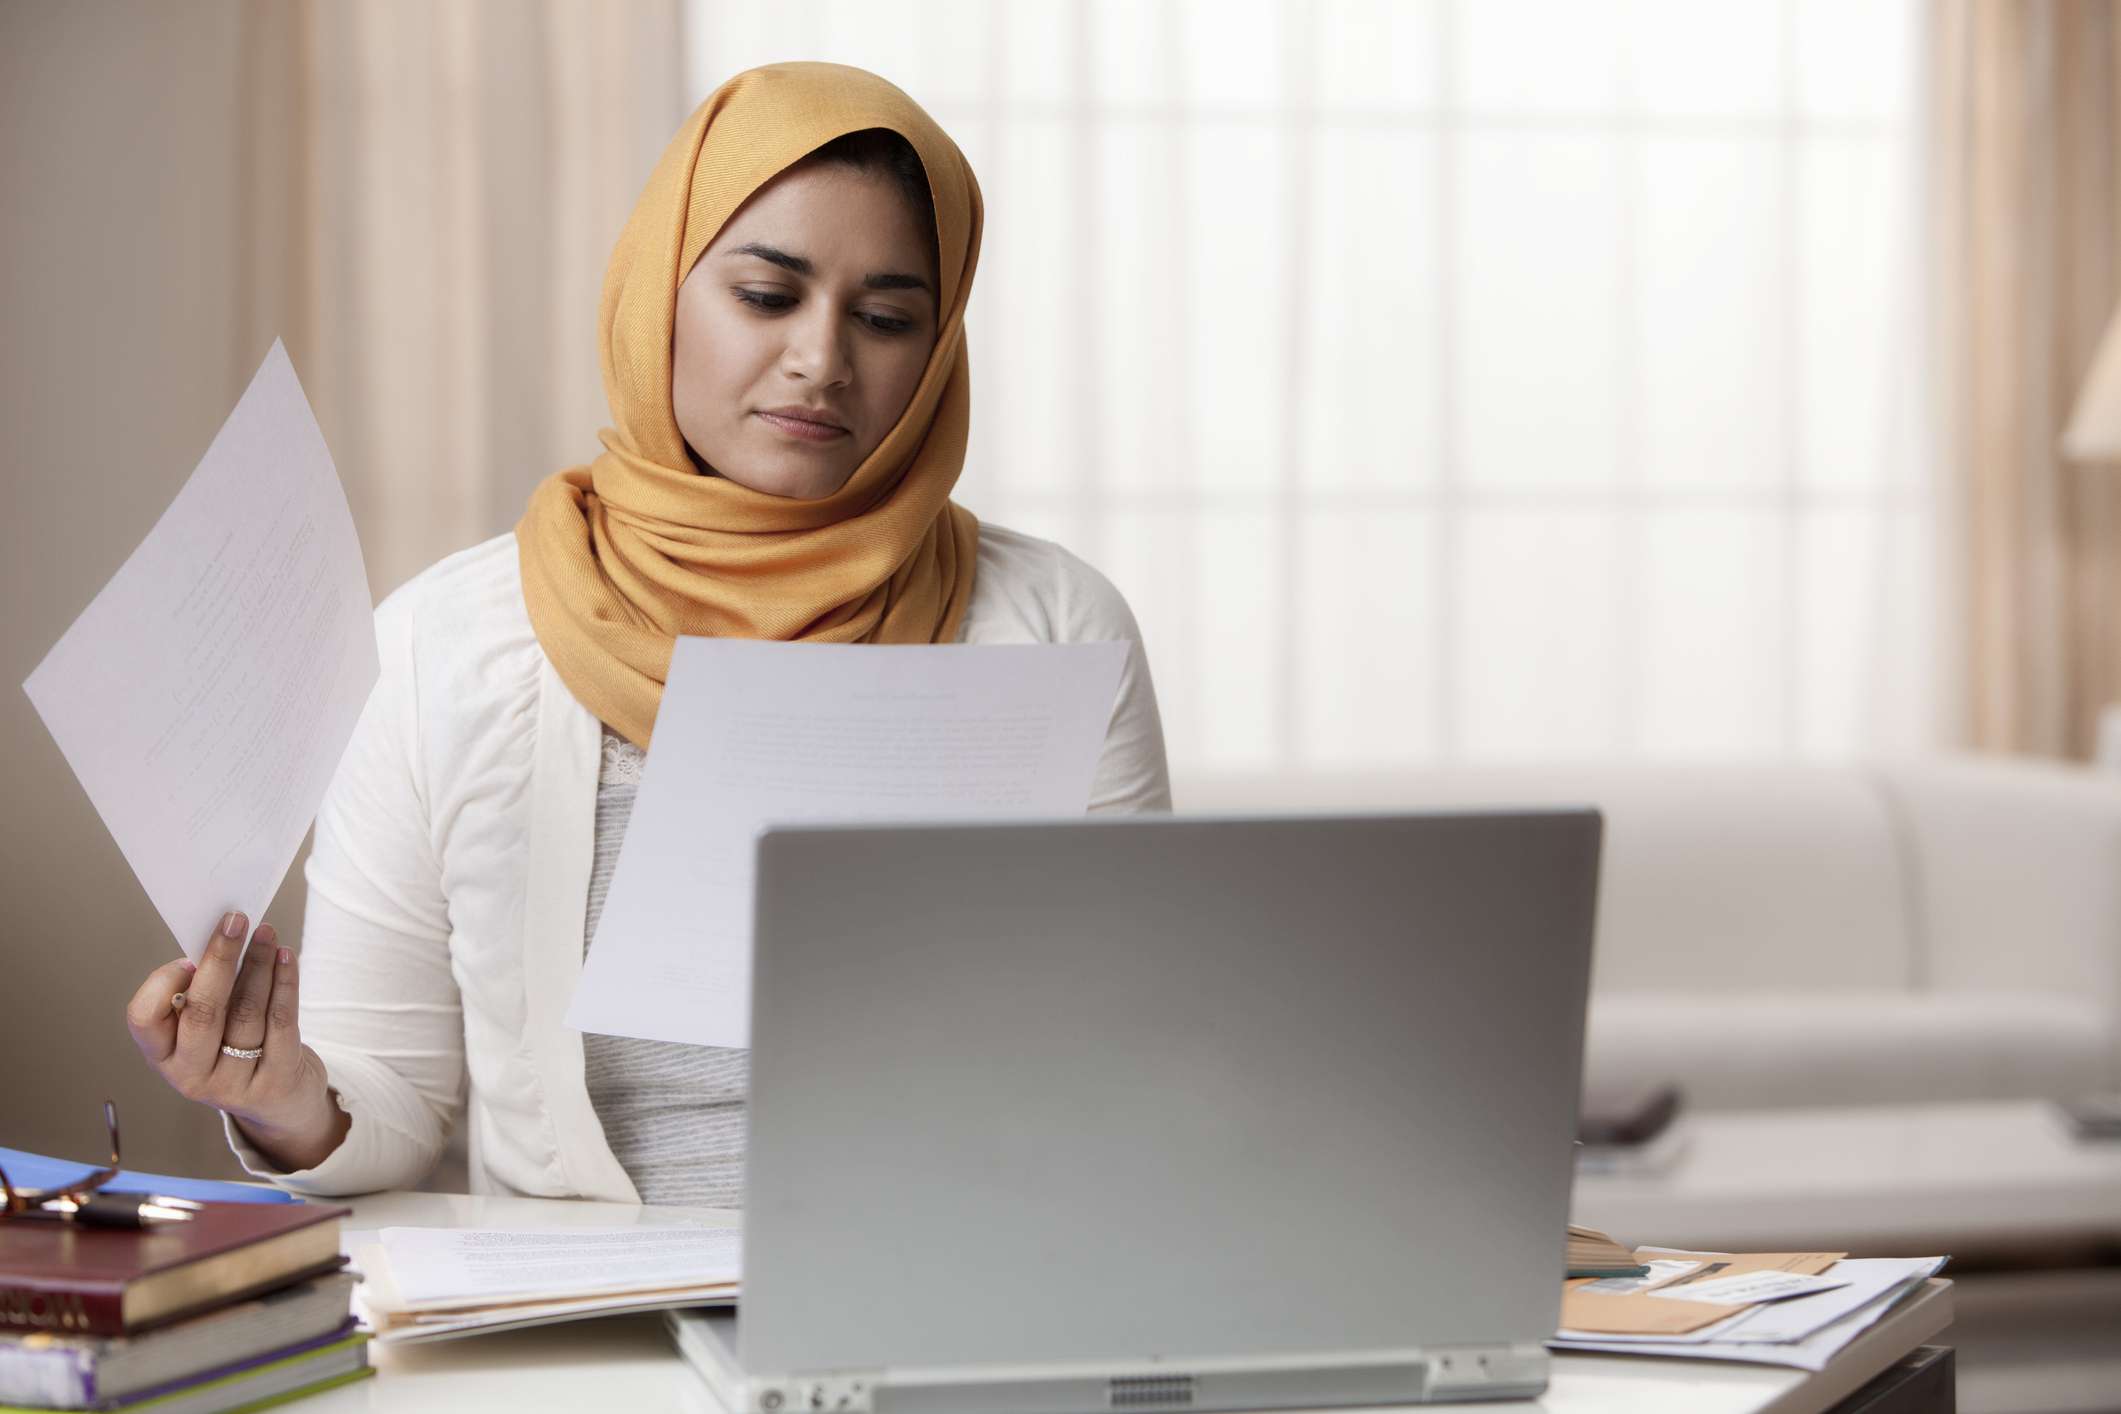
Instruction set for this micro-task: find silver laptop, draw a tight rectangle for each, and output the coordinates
[671,810,1601,1413]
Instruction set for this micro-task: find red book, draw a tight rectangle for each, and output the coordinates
[0,1201,346,1337]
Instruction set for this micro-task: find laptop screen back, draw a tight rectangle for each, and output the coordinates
[738,811,1600,1377]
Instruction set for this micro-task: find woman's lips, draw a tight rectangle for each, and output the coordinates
[754,410,849,443]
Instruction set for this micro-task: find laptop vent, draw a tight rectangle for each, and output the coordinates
[1108,1375,1195,1408]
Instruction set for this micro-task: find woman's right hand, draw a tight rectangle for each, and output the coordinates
[125,911,351,1173]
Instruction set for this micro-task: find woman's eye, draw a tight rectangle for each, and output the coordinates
[733,287,914,335]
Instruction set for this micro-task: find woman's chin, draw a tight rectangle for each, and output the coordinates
[720,455,856,501]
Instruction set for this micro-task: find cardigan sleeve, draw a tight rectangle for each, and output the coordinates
[1052,546,1173,815]
[223,589,463,1195]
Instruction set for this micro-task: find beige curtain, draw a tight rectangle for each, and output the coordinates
[1934,0,2121,760]
[235,0,684,597]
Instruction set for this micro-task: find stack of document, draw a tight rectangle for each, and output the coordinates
[354,1227,741,1343]
[1551,1245,1949,1371]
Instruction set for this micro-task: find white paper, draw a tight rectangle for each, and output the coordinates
[1703,1258,1947,1343]
[567,638,1128,1048]
[1647,1270,1849,1306]
[378,1288,740,1344]
[22,341,377,960]
[378,1226,742,1308]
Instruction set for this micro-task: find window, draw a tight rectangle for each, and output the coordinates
[685,0,1934,773]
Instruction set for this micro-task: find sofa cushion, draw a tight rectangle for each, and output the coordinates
[1179,767,1915,993]
[1586,992,2115,1109]
[1881,760,2121,1013]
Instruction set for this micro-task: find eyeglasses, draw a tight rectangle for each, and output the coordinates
[0,1101,199,1227]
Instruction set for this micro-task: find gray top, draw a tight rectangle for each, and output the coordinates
[583,728,750,1207]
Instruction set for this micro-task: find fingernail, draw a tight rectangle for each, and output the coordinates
[220,911,245,939]
[278,946,292,965]
[256,923,278,946]
[179,959,197,974]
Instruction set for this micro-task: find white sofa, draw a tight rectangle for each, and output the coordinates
[1175,757,2121,1112]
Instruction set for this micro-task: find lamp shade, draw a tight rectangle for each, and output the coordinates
[2063,301,2121,461]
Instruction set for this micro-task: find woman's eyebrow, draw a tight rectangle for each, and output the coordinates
[724,241,932,296]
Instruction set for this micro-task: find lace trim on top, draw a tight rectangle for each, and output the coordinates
[598,726,645,785]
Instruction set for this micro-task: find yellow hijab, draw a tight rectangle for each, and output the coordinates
[517,62,983,749]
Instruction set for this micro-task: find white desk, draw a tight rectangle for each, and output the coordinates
[302,1191,1951,1414]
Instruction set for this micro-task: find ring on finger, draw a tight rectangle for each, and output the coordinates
[219,1043,264,1061]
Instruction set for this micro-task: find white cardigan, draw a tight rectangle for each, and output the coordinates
[227,526,1171,1200]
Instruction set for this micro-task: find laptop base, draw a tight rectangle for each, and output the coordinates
[668,1309,1550,1414]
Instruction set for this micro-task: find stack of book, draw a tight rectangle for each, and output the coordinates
[0,1199,367,1412]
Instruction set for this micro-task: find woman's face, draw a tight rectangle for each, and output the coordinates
[672,161,939,500]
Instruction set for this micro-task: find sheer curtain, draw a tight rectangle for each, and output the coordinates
[242,0,685,598]
[687,0,1936,777]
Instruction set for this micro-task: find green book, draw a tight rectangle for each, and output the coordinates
[0,1332,371,1414]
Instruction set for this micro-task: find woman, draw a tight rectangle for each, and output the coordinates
[121,63,1169,1205]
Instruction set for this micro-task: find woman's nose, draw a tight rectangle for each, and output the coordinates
[780,301,854,388]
